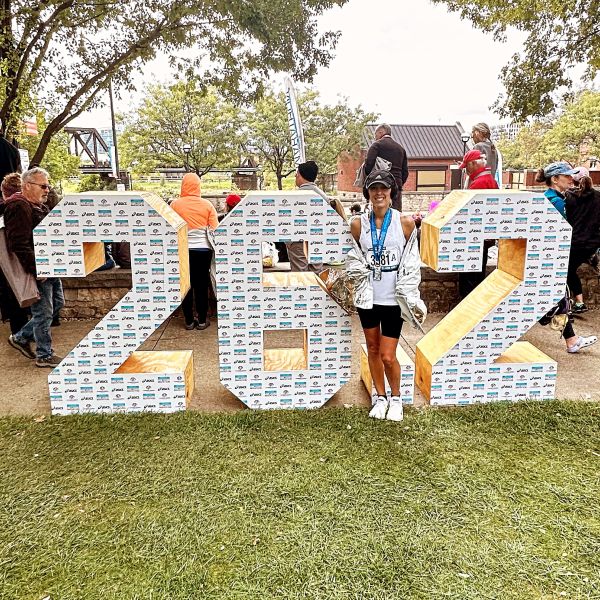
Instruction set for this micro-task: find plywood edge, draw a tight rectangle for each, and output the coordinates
[421,190,472,229]
[415,346,432,402]
[495,341,555,365]
[264,348,307,371]
[177,227,191,299]
[82,241,105,275]
[360,344,373,393]
[262,272,320,288]
[416,269,521,366]
[116,350,194,374]
[141,192,187,230]
[497,238,527,280]
[420,221,440,270]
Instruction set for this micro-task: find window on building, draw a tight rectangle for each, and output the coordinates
[511,171,525,190]
[416,170,446,191]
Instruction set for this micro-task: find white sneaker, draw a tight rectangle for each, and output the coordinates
[369,396,389,419]
[386,398,404,421]
[567,335,598,353]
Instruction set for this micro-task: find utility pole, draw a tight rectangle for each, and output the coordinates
[109,78,121,187]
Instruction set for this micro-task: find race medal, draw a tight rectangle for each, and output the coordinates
[373,266,382,281]
[370,208,392,284]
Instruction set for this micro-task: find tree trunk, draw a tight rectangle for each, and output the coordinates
[0,0,13,135]
[276,171,283,190]
[31,126,54,165]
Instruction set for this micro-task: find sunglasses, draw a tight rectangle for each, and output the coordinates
[28,182,51,190]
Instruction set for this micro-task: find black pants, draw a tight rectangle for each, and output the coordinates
[567,245,595,297]
[458,240,495,299]
[182,249,213,325]
[562,319,575,340]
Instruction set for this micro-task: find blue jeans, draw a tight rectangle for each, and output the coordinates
[14,278,64,359]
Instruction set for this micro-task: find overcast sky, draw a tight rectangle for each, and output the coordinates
[78,0,526,130]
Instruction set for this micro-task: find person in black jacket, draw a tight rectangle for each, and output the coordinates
[364,124,409,211]
[0,131,21,183]
[565,167,600,313]
[0,173,29,334]
[4,167,64,367]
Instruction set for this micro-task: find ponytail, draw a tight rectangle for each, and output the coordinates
[535,168,550,186]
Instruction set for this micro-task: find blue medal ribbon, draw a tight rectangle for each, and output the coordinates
[370,208,392,266]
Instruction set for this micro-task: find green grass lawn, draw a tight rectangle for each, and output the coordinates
[1,401,599,599]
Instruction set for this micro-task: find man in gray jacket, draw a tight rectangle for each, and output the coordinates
[286,161,333,272]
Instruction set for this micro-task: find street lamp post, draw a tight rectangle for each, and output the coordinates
[461,133,470,157]
[183,144,191,173]
[109,79,122,188]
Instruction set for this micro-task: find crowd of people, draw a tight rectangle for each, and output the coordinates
[1,123,599,422]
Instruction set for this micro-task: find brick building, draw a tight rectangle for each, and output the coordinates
[338,123,466,194]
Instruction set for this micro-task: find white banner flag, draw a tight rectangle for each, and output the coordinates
[284,75,306,166]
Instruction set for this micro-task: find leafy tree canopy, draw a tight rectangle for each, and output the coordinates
[245,90,377,189]
[0,0,348,163]
[498,91,600,169]
[120,83,243,176]
[432,0,599,120]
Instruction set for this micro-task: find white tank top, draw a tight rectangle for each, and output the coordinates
[358,209,405,306]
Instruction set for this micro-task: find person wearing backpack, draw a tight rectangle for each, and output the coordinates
[364,124,408,211]
[564,166,600,314]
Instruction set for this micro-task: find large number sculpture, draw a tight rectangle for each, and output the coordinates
[33,188,571,414]
[213,191,353,409]
[34,192,193,415]
[417,190,570,405]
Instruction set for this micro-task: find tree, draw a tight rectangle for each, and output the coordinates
[16,112,80,185]
[0,0,349,163]
[245,92,293,190]
[119,83,243,176]
[302,91,377,175]
[542,90,600,165]
[431,0,599,120]
[497,91,600,169]
[497,122,552,170]
[245,90,377,189]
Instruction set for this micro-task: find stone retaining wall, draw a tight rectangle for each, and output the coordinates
[60,264,600,319]
[62,270,131,319]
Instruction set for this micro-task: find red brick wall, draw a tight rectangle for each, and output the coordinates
[337,151,458,192]
[337,150,365,193]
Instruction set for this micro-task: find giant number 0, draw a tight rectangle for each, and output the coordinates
[34,192,193,415]
[417,190,570,405]
[213,191,353,409]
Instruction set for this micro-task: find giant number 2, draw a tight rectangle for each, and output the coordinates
[34,192,194,415]
[417,190,571,405]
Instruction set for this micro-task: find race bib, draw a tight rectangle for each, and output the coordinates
[366,246,401,271]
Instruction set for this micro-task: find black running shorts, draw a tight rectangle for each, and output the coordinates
[357,304,403,339]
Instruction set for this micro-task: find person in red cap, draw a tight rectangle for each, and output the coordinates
[458,149,499,298]
[460,149,499,190]
[225,194,241,212]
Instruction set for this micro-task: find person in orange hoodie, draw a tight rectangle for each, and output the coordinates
[170,173,218,330]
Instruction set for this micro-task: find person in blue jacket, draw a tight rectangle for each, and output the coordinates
[534,161,577,217]
[535,161,597,353]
